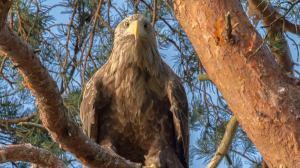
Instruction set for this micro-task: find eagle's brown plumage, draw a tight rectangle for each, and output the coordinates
[80,14,189,168]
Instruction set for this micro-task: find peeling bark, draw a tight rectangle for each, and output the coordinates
[0,144,68,168]
[174,0,300,167]
[0,1,140,167]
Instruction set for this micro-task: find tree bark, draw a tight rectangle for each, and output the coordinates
[247,0,300,36]
[247,0,294,75]
[0,1,140,167]
[0,144,68,168]
[174,0,300,167]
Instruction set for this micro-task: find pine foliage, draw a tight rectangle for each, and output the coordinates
[0,0,300,167]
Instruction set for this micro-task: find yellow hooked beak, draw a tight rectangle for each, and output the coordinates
[126,20,139,40]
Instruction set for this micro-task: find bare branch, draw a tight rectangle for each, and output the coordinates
[152,0,157,27]
[0,144,68,168]
[198,74,210,81]
[82,0,103,89]
[0,56,15,89]
[18,122,48,133]
[206,115,239,168]
[0,113,36,124]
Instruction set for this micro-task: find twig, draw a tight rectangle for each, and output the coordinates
[0,56,15,89]
[62,0,79,91]
[230,149,258,163]
[9,11,13,28]
[163,0,174,14]
[98,14,114,37]
[225,12,233,42]
[82,0,104,89]
[225,12,238,44]
[198,74,210,81]
[0,113,36,124]
[134,0,141,13]
[225,153,232,165]
[294,69,300,75]
[18,122,48,132]
[249,0,300,36]
[26,0,39,42]
[246,29,271,62]
[260,1,300,30]
[152,0,157,27]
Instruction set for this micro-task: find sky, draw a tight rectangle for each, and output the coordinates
[18,0,300,168]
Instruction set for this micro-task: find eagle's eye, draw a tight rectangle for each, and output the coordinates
[144,24,149,29]
[124,22,130,28]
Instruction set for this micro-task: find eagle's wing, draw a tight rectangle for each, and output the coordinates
[167,74,189,168]
[80,70,110,142]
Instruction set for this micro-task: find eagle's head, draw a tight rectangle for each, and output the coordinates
[110,14,161,72]
[114,14,156,46]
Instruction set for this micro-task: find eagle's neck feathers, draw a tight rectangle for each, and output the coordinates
[101,39,168,99]
[108,37,163,76]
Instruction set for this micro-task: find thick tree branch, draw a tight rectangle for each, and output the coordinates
[0,144,68,168]
[248,0,300,36]
[174,0,300,167]
[0,1,140,167]
[206,115,239,168]
[247,0,294,75]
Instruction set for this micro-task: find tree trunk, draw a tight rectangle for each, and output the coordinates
[174,0,300,167]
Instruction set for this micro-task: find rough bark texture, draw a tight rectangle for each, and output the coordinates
[0,144,68,168]
[0,0,140,167]
[174,0,300,167]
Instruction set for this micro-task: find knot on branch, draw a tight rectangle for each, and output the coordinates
[225,12,238,45]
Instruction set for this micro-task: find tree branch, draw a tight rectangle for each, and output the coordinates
[247,0,295,75]
[248,0,300,36]
[0,113,36,124]
[152,0,157,27]
[0,144,68,168]
[0,55,15,89]
[18,122,48,133]
[198,74,210,81]
[0,1,140,167]
[174,0,300,167]
[206,115,239,168]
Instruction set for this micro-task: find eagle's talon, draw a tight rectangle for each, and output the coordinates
[143,163,157,168]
